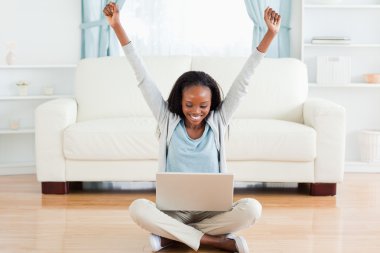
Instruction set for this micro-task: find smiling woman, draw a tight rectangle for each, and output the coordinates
[103,1,280,250]
[119,0,253,56]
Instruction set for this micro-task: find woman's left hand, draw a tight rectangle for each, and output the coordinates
[103,2,121,28]
[264,7,281,34]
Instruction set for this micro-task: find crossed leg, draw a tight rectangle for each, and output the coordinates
[129,198,262,251]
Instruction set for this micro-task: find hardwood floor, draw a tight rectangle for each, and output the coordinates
[0,174,379,253]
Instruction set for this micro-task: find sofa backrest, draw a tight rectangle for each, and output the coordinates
[75,55,307,123]
[191,57,308,123]
[75,56,191,122]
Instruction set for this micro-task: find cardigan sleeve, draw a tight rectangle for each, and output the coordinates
[123,42,167,123]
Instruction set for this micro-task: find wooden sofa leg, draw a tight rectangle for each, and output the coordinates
[69,182,83,192]
[310,183,336,196]
[41,182,83,194]
[42,182,69,194]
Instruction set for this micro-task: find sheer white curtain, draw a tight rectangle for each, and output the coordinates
[119,0,252,56]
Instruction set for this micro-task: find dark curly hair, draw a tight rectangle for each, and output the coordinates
[167,71,224,119]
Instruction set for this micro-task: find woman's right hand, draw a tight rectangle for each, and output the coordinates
[103,2,121,28]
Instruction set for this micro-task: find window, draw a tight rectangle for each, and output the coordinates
[119,0,253,56]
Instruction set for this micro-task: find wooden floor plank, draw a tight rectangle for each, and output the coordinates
[0,174,379,253]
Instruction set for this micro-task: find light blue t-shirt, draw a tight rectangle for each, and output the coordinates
[166,120,219,173]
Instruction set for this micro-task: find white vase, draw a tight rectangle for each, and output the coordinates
[6,50,16,65]
[18,86,28,96]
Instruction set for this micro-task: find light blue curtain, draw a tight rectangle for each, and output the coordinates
[81,0,126,59]
[244,0,291,58]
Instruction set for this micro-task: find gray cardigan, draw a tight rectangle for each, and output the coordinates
[123,43,264,173]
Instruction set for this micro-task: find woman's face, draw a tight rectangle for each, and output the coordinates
[181,85,212,127]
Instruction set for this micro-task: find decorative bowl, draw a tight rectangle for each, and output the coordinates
[363,73,380,84]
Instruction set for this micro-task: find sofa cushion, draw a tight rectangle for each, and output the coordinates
[75,56,191,122]
[191,57,308,124]
[63,118,158,160]
[226,119,316,162]
[63,118,316,163]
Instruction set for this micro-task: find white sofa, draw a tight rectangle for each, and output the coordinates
[35,54,345,195]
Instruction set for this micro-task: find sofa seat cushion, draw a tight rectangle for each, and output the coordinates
[63,118,158,160]
[226,119,316,162]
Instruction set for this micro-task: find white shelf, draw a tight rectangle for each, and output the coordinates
[0,95,73,101]
[304,43,380,48]
[309,83,380,88]
[0,129,35,135]
[305,4,380,9]
[0,64,76,69]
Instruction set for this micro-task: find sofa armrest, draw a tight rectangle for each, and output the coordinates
[35,98,77,182]
[303,98,345,182]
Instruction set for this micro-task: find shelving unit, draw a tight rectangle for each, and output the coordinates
[302,0,380,168]
[302,1,380,83]
[302,1,380,85]
[0,65,75,175]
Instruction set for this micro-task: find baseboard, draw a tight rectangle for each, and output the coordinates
[0,163,36,175]
[345,161,380,173]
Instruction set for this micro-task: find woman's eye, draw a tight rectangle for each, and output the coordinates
[186,104,192,108]
[200,106,207,109]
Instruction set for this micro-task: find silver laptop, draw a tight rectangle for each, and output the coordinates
[156,172,234,211]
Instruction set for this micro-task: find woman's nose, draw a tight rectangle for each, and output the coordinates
[193,107,201,114]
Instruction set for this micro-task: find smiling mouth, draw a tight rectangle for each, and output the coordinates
[190,115,202,121]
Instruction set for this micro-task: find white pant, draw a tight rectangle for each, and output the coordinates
[129,198,262,251]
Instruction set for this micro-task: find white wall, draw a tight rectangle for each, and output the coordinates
[0,0,81,64]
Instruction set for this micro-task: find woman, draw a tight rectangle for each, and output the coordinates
[103,2,280,252]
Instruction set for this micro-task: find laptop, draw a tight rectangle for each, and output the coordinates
[156,172,234,211]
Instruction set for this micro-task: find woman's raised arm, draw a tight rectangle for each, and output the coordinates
[257,7,281,53]
[103,2,130,46]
